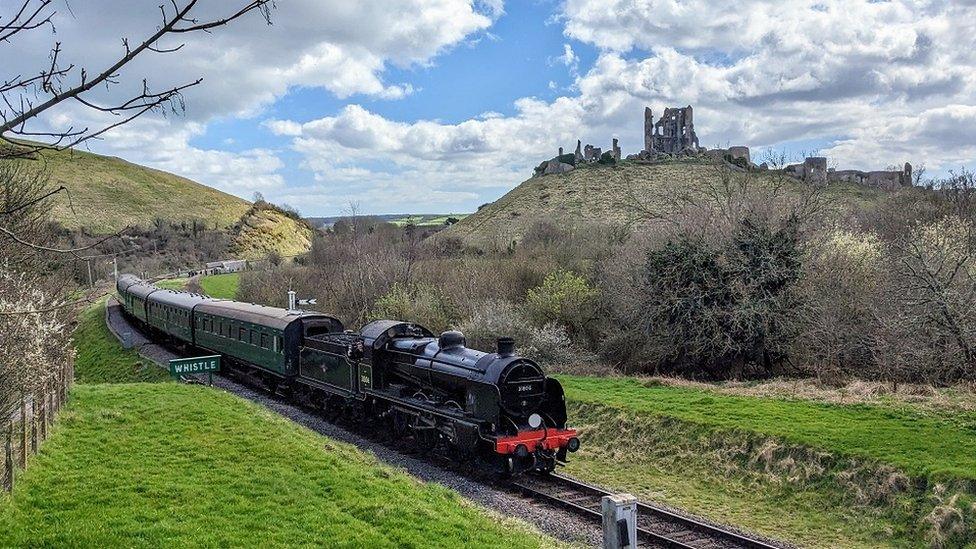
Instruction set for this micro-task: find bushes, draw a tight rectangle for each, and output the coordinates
[456,300,583,365]
[371,283,458,333]
[525,269,597,336]
[230,179,976,385]
[625,217,802,379]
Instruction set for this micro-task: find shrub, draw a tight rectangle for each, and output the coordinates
[371,282,458,333]
[456,300,534,352]
[792,227,886,381]
[456,301,588,365]
[525,270,597,336]
[629,216,803,379]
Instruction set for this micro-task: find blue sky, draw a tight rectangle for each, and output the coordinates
[8,1,975,215]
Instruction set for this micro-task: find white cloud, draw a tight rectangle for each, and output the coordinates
[551,43,580,75]
[4,0,498,121]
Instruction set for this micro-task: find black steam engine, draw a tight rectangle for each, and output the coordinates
[117,274,579,475]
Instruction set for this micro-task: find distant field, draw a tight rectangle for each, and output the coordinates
[72,298,169,384]
[200,273,239,299]
[388,214,468,227]
[13,145,250,234]
[308,213,469,228]
[0,383,549,547]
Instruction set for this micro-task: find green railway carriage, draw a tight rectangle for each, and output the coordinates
[147,290,210,342]
[123,281,158,324]
[193,301,343,377]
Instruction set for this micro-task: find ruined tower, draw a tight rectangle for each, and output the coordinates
[644,105,700,155]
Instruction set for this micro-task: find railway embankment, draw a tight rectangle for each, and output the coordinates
[558,376,976,548]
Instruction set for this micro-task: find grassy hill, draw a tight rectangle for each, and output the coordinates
[447,160,886,248]
[231,204,314,259]
[14,146,250,234]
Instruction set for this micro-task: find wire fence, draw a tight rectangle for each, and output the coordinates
[1,358,74,493]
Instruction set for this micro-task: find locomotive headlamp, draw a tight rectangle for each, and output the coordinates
[567,437,581,452]
[528,413,543,429]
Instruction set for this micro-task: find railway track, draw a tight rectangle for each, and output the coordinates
[510,472,782,549]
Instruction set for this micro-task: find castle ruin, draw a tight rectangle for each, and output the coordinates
[644,106,700,154]
[533,104,914,191]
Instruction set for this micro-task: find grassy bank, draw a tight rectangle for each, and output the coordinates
[154,278,187,290]
[72,298,169,384]
[200,273,239,299]
[560,376,976,479]
[559,376,976,547]
[0,384,549,547]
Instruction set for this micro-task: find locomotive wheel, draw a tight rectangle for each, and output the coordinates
[412,427,437,452]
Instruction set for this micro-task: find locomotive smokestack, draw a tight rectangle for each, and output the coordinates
[497,337,515,357]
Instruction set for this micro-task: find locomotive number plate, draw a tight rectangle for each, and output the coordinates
[359,365,372,390]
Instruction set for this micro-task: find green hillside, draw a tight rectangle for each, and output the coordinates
[14,146,250,234]
[231,204,315,259]
[447,160,886,248]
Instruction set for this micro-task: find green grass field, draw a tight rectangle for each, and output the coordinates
[72,298,169,384]
[559,376,976,547]
[446,160,888,248]
[200,273,239,299]
[560,376,976,480]
[388,214,468,227]
[0,383,549,547]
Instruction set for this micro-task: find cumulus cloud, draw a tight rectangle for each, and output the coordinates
[267,100,589,212]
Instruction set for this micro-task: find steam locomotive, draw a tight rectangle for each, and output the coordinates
[116,274,579,475]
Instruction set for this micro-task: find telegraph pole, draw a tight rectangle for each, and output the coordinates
[86,260,93,288]
[113,257,118,281]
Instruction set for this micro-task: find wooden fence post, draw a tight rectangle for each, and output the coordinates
[4,429,12,492]
[30,397,37,454]
[20,397,27,469]
[38,393,45,443]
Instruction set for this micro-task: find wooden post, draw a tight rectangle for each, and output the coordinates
[4,429,12,492]
[30,397,37,454]
[20,397,27,469]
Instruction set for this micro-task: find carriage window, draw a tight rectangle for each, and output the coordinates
[238,327,246,341]
[260,333,269,349]
[275,336,283,353]
[250,330,259,346]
